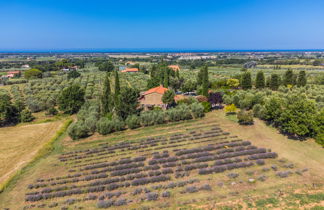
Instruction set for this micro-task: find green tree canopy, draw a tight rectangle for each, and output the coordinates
[116,87,140,119]
[278,95,317,137]
[297,70,307,87]
[99,61,115,72]
[283,69,294,86]
[58,84,85,114]
[162,90,175,105]
[67,70,81,79]
[241,72,252,90]
[270,74,280,90]
[255,71,265,89]
[0,93,19,126]
[24,68,42,80]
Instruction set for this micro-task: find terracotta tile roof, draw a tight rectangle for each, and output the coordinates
[168,65,180,71]
[143,85,168,95]
[121,68,139,73]
[7,71,20,74]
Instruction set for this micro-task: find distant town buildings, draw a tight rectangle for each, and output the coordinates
[21,64,30,68]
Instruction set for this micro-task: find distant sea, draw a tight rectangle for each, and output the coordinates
[0,49,324,53]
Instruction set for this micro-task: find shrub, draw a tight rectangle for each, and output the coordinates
[68,121,89,140]
[190,102,205,118]
[96,117,114,135]
[185,186,198,193]
[112,118,125,131]
[162,191,171,198]
[97,200,114,208]
[237,109,254,125]
[20,108,35,122]
[166,108,181,122]
[114,199,127,206]
[146,192,159,201]
[224,104,237,114]
[46,106,58,116]
[252,104,264,118]
[177,104,193,120]
[227,173,239,179]
[201,101,211,113]
[200,184,212,191]
[140,111,157,126]
[84,115,97,133]
[126,115,141,129]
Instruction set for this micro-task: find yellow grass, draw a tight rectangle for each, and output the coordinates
[0,120,64,186]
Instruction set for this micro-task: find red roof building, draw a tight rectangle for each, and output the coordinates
[168,65,180,71]
[7,71,20,75]
[139,85,169,110]
[121,68,139,73]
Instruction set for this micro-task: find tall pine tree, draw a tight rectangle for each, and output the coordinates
[241,72,252,90]
[255,71,265,89]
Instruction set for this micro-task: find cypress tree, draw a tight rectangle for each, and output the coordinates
[297,70,307,87]
[202,65,209,97]
[114,70,121,111]
[175,69,180,78]
[101,73,111,115]
[266,76,271,88]
[114,70,120,97]
[197,67,204,86]
[255,71,265,89]
[163,68,169,88]
[241,72,252,90]
[283,69,294,86]
[270,74,280,90]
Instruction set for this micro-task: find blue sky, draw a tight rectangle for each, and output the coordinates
[0,0,324,50]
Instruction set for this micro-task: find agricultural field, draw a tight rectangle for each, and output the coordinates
[0,111,323,209]
[0,120,65,186]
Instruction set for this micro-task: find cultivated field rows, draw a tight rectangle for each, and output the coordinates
[15,120,311,210]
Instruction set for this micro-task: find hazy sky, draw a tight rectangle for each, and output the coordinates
[1,0,324,50]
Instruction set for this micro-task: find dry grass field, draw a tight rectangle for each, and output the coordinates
[0,111,323,209]
[0,120,65,186]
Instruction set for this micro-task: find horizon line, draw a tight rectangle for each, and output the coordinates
[1,48,324,54]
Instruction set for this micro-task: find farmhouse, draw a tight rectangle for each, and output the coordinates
[139,85,168,110]
[121,68,139,73]
[6,71,21,78]
[168,65,180,71]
